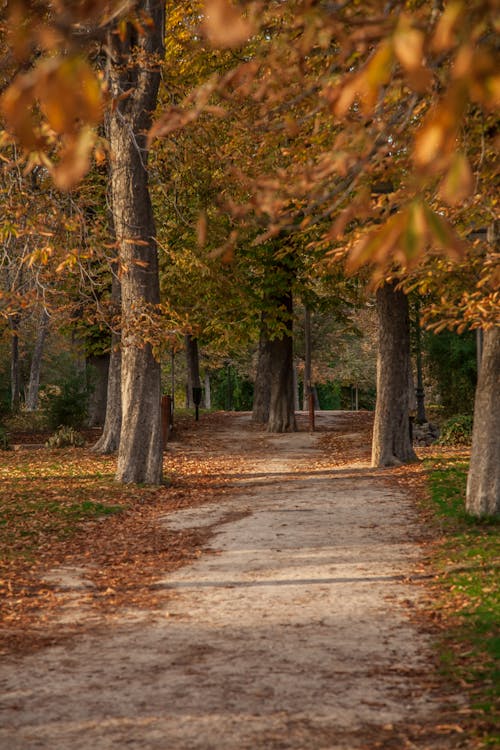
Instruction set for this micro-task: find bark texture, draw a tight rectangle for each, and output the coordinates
[108,1,165,484]
[9,314,20,411]
[466,327,500,516]
[267,334,297,432]
[267,290,296,433]
[87,353,110,427]
[204,371,211,409]
[252,319,272,424]
[371,282,417,467]
[92,266,122,453]
[26,309,49,411]
[252,263,296,432]
[93,335,122,454]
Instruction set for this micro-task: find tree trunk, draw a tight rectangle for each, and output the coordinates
[26,308,49,410]
[414,298,427,423]
[303,307,312,410]
[267,289,296,433]
[293,360,300,412]
[93,334,122,453]
[108,1,165,484]
[87,353,110,427]
[252,317,272,423]
[204,371,211,409]
[185,334,201,407]
[371,282,417,467]
[267,338,296,431]
[466,327,500,516]
[9,313,21,412]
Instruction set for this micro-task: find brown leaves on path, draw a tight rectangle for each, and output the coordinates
[0,414,250,655]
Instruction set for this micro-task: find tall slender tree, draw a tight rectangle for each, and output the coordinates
[107,1,165,483]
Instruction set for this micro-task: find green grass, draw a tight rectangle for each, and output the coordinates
[0,451,128,561]
[425,458,500,745]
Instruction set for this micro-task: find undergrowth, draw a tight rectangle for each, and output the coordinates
[425,457,499,747]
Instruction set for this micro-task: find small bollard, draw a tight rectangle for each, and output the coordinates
[192,386,202,422]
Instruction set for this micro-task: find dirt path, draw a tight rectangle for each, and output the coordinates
[0,412,459,749]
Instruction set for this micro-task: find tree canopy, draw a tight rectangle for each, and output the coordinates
[0,1,498,508]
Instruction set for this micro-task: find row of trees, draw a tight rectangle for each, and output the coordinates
[0,1,498,514]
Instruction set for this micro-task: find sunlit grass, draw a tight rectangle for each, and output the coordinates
[0,450,128,561]
[425,458,500,744]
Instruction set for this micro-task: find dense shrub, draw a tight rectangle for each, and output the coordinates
[424,330,476,416]
[437,414,473,446]
[210,367,254,411]
[0,425,11,450]
[45,425,86,448]
[316,382,341,410]
[42,372,90,429]
[5,409,49,432]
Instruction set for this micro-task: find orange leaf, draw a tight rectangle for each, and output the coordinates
[439,152,474,206]
[203,0,254,48]
[51,127,96,191]
[394,18,424,73]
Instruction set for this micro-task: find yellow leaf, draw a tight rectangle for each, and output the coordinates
[0,76,39,149]
[365,41,393,89]
[333,76,359,117]
[36,57,103,135]
[439,152,474,206]
[432,2,464,52]
[414,87,465,169]
[394,20,424,73]
[414,121,445,166]
[203,0,254,48]
[423,204,468,261]
[52,126,96,191]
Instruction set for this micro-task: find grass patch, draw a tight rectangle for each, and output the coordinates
[0,451,133,562]
[425,457,500,745]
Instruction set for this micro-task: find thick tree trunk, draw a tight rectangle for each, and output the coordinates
[371,282,417,467]
[9,314,20,412]
[26,309,49,410]
[267,290,296,433]
[267,340,296,431]
[108,1,165,484]
[466,327,500,516]
[252,318,272,423]
[87,353,110,427]
[252,262,296,432]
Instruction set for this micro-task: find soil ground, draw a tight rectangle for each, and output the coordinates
[0,411,466,749]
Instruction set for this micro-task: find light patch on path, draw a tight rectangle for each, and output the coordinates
[0,413,449,749]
